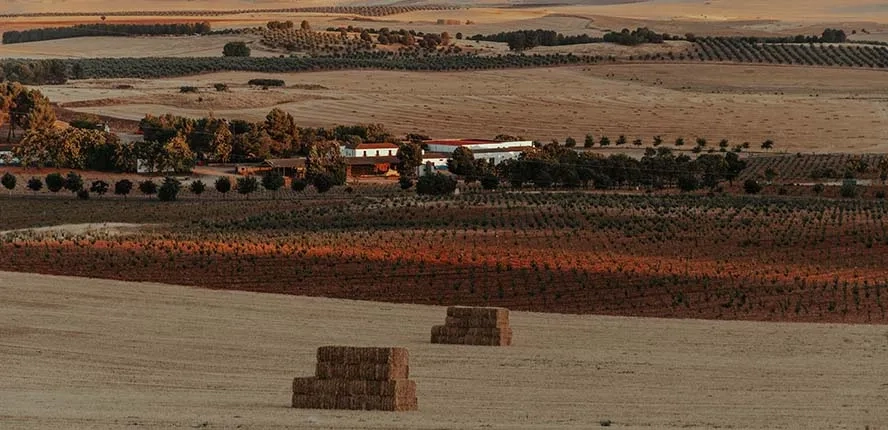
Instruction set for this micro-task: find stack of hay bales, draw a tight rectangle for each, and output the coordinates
[292,346,417,411]
[430,306,511,346]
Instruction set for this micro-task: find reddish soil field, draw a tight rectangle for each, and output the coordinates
[2,191,886,324]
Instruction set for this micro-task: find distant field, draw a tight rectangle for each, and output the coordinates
[36,64,888,153]
[1,271,886,429]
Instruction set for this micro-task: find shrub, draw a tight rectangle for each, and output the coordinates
[743,179,762,194]
[190,179,206,196]
[480,174,499,190]
[399,176,414,190]
[27,177,43,192]
[876,190,886,199]
[139,179,158,197]
[179,86,198,93]
[248,78,285,87]
[1,172,16,192]
[77,189,90,200]
[813,183,825,195]
[416,173,457,195]
[223,41,251,57]
[291,178,308,192]
[312,173,334,193]
[157,177,181,201]
[114,179,133,198]
[677,174,698,192]
[215,176,232,194]
[214,83,229,92]
[64,172,83,193]
[236,175,259,197]
[840,182,859,198]
[261,170,285,192]
[89,180,109,196]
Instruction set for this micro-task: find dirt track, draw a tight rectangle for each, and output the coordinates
[1,271,886,429]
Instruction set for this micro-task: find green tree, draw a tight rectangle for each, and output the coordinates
[616,135,627,146]
[312,173,334,193]
[399,176,414,190]
[743,179,762,194]
[189,179,206,197]
[480,174,499,190]
[261,170,285,195]
[291,178,308,192]
[139,179,158,197]
[761,139,774,151]
[534,171,553,188]
[653,135,663,146]
[264,108,297,154]
[447,146,475,176]
[564,137,577,148]
[396,141,423,178]
[26,176,42,193]
[695,137,707,148]
[64,172,83,194]
[222,41,251,57]
[584,134,595,148]
[632,138,643,147]
[89,180,109,197]
[157,177,181,201]
[114,179,133,198]
[416,173,457,195]
[215,176,232,195]
[813,183,825,195]
[236,175,259,198]
[675,137,685,147]
[719,139,729,150]
[1,172,16,193]
[45,172,64,193]
[599,136,610,147]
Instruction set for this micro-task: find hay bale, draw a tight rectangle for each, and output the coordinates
[446,306,509,320]
[316,346,409,365]
[315,362,410,380]
[445,315,510,328]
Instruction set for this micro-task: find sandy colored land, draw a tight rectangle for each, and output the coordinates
[0,222,148,237]
[39,64,888,153]
[0,35,280,59]
[1,271,886,429]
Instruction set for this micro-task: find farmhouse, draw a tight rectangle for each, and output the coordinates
[421,138,534,171]
[345,155,399,178]
[341,142,400,158]
[262,158,306,178]
[417,151,449,176]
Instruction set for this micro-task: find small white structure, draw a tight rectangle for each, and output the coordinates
[416,151,450,177]
[423,139,534,154]
[341,142,399,158]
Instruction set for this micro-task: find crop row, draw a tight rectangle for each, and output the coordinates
[2,191,887,323]
[693,38,888,68]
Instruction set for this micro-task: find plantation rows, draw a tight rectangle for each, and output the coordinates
[0,5,462,18]
[58,54,601,79]
[2,192,887,323]
[693,38,888,68]
[741,154,887,182]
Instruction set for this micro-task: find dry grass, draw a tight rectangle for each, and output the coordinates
[39,64,888,153]
[1,271,886,429]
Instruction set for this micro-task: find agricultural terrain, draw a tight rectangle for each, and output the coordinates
[2,271,886,429]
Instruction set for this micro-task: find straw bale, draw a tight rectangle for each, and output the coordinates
[315,362,410,380]
[316,346,409,365]
[444,315,510,328]
[446,306,509,320]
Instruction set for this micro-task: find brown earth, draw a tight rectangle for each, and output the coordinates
[1,271,886,429]
[39,64,888,153]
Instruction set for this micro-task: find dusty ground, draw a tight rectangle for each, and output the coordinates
[0,34,279,59]
[1,271,886,429]
[38,64,888,153]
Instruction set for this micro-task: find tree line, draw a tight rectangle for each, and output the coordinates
[2,22,213,44]
[468,27,671,51]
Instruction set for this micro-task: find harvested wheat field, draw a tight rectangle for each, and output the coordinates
[1,271,886,429]
[44,64,888,153]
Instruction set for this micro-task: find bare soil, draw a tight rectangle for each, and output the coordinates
[1,271,886,429]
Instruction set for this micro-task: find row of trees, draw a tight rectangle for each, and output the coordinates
[445,143,748,191]
[1,170,336,200]
[2,22,213,44]
[469,27,670,51]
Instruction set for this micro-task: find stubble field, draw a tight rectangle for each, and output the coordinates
[2,271,886,429]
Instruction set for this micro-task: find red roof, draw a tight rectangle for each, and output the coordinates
[423,139,502,146]
[355,142,399,149]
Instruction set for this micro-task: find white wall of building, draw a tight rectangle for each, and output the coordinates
[474,150,525,166]
[426,140,533,154]
[340,146,397,157]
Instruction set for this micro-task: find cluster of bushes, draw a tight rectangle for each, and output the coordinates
[494,144,747,191]
[602,27,667,46]
[468,29,604,51]
[1,53,603,83]
[2,22,212,44]
[247,78,285,87]
[222,41,251,57]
